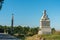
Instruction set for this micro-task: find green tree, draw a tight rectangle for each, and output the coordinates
[33,27,39,34]
[51,28,56,34]
[23,26,30,35]
[0,25,3,28]
[31,27,38,35]
[18,25,23,34]
[4,25,8,33]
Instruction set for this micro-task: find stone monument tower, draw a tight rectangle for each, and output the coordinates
[38,10,51,34]
[11,14,14,35]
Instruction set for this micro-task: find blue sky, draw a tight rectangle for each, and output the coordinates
[0,0,60,30]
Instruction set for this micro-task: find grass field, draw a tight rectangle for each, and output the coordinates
[25,34,60,40]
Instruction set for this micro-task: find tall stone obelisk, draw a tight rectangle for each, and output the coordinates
[11,14,14,35]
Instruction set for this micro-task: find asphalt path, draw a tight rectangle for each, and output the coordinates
[0,33,20,40]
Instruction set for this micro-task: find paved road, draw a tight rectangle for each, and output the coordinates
[0,33,20,40]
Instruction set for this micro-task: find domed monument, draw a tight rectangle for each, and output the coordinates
[38,10,51,34]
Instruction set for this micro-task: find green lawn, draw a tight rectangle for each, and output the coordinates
[25,34,60,40]
[44,35,60,40]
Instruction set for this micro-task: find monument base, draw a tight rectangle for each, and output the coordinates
[38,28,51,35]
